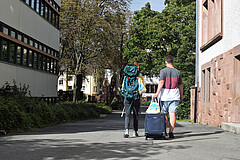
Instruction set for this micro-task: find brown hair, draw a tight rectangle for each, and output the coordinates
[129,62,139,69]
[165,55,174,64]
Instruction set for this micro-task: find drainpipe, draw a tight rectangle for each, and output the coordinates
[194,0,199,123]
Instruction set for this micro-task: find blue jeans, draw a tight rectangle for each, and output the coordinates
[124,98,140,131]
[160,101,179,114]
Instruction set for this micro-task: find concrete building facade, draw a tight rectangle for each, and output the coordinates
[0,0,61,98]
[191,0,240,126]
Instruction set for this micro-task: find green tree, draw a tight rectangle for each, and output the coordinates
[60,0,131,102]
[124,1,196,119]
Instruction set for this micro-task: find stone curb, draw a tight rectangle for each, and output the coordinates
[221,122,240,134]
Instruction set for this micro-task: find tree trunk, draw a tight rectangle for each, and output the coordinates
[73,74,77,103]
[73,74,83,103]
[76,74,83,100]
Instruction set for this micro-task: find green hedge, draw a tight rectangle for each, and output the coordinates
[141,101,151,106]
[0,82,111,134]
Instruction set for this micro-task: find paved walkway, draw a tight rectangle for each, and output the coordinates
[0,109,240,160]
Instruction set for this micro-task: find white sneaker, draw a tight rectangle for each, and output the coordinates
[133,131,139,137]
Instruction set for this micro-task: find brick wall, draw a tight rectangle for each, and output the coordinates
[191,45,240,126]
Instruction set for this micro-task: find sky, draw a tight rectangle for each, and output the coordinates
[130,0,165,12]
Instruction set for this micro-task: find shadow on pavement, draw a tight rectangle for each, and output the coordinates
[8,112,184,136]
[0,138,192,160]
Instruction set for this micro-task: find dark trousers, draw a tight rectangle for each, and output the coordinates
[124,98,140,131]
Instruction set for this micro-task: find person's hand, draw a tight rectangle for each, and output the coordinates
[153,94,158,98]
[180,95,183,102]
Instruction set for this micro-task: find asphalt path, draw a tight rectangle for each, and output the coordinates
[0,108,240,160]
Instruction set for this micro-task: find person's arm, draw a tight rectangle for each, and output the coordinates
[179,84,183,101]
[153,80,164,98]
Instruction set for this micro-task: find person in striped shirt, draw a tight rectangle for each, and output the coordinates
[153,55,183,138]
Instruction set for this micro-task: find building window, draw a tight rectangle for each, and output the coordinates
[40,0,45,17]
[45,5,49,20]
[93,86,98,92]
[42,55,46,71]
[59,80,63,85]
[51,59,54,73]
[67,76,73,81]
[201,0,222,51]
[26,0,30,5]
[68,86,72,90]
[39,44,42,50]
[18,34,22,41]
[30,40,33,46]
[94,76,97,83]
[36,0,40,13]
[34,52,38,69]
[9,42,15,63]
[146,84,150,93]
[34,42,38,48]
[2,39,8,61]
[49,9,52,24]
[202,67,211,103]
[203,0,208,10]
[3,27,9,35]
[24,37,28,44]
[202,69,206,102]
[31,0,35,9]
[39,54,43,70]
[207,67,211,102]
[11,30,16,38]
[17,46,22,65]
[56,15,59,29]
[151,85,155,93]
[28,50,33,67]
[54,60,57,73]
[23,48,27,66]
[53,12,56,26]
[81,86,85,91]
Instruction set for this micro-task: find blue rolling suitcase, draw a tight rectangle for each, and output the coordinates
[144,113,166,140]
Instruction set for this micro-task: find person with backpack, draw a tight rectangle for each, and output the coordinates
[121,62,145,138]
[153,55,183,138]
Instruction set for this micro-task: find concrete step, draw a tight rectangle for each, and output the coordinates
[221,122,240,134]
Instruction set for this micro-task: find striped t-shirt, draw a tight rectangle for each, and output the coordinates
[159,67,182,101]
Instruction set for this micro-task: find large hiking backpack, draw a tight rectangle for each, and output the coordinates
[122,64,139,100]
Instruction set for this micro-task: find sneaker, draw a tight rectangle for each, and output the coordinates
[133,131,139,137]
[123,133,129,138]
[124,129,129,138]
[169,132,174,138]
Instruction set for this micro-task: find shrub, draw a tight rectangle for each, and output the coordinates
[110,101,124,110]
[141,101,151,106]
[0,82,109,134]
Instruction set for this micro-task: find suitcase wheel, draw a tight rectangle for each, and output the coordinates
[145,133,148,140]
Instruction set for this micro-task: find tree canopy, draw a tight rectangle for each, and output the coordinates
[124,1,196,119]
[60,0,131,102]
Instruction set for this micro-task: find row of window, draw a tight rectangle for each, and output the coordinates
[21,0,60,29]
[0,37,58,74]
[146,84,158,93]
[0,22,59,58]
